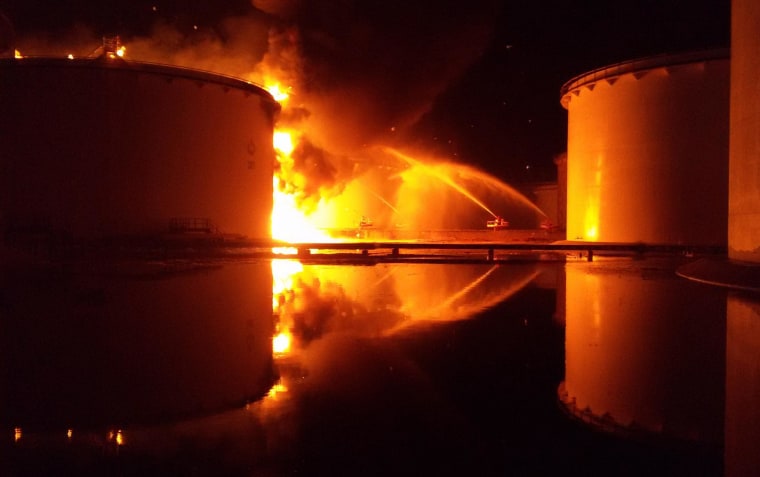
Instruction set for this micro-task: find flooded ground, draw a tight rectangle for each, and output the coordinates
[2,254,731,476]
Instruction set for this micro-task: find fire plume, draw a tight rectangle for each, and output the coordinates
[267,83,291,103]
[270,121,336,243]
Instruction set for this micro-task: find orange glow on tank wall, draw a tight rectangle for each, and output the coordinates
[584,205,599,240]
[583,154,603,241]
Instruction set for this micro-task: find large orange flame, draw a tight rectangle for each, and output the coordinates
[266,78,346,244]
[270,124,337,243]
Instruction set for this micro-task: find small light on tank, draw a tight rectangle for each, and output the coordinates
[102,36,125,59]
[108,429,124,446]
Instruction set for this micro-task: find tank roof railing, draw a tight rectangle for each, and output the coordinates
[0,56,279,106]
[559,48,729,103]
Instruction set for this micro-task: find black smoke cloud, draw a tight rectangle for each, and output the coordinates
[277,136,362,211]
[257,0,501,153]
[258,0,503,207]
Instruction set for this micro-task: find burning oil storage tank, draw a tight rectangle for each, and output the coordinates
[560,50,729,245]
[0,56,279,245]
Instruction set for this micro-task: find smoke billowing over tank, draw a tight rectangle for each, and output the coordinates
[250,0,547,235]
[6,0,547,242]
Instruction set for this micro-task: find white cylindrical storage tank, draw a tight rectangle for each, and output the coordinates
[723,2,760,475]
[0,57,279,243]
[561,50,729,245]
[559,260,726,445]
[729,0,760,263]
[725,294,760,477]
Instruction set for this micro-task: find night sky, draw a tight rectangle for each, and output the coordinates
[1,0,730,184]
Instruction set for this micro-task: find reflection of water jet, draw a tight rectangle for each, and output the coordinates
[272,262,541,349]
[437,265,500,311]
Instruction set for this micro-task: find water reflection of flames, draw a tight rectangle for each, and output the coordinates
[272,259,303,355]
[271,260,540,357]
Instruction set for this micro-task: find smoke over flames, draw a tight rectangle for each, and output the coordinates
[7,1,545,233]
[255,0,503,212]
[254,1,499,149]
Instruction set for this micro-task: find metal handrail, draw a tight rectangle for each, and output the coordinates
[0,56,278,106]
[559,48,729,103]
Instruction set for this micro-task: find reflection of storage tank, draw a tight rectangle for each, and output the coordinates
[725,295,760,477]
[560,50,729,245]
[2,261,274,428]
[559,260,726,446]
[0,57,279,243]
